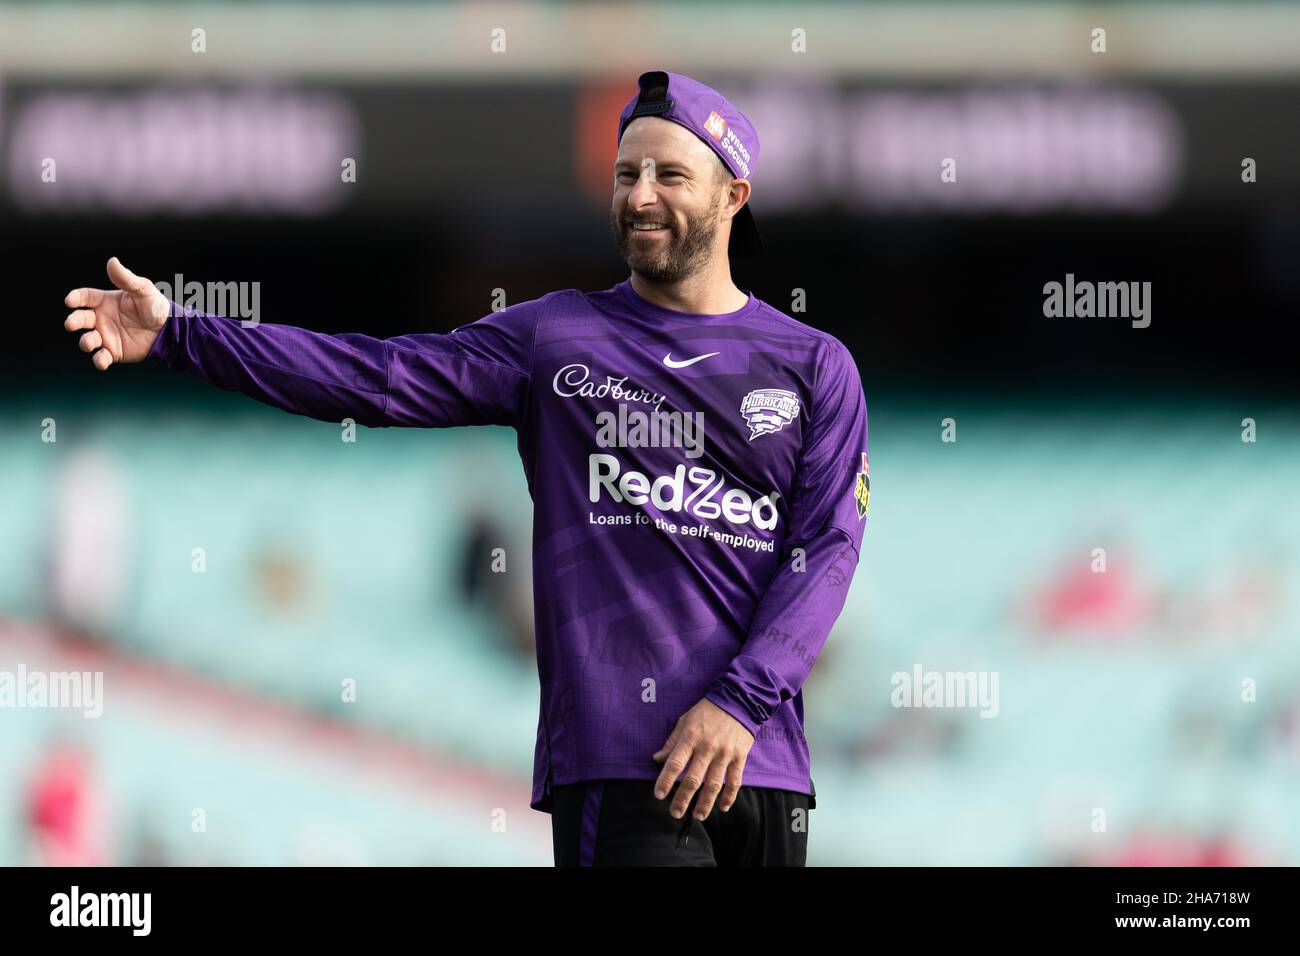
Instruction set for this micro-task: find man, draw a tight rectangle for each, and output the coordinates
[61,70,870,866]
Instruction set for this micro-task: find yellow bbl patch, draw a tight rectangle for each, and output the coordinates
[854,452,870,519]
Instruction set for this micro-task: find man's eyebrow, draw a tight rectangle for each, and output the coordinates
[613,159,693,173]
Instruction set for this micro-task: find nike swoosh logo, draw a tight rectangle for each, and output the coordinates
[663,351,720,369]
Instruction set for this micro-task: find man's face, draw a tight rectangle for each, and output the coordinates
[611,117,730,284]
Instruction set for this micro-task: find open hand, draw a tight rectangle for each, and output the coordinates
[63,257,170,371]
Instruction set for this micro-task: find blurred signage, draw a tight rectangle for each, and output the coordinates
[5,86,359,215]
[0,79,1293,218]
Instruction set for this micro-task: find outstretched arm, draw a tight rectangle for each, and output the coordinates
[64,258,543,429]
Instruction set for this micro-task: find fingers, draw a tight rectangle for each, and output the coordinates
[691,761,730,821]
[106,256,152,295]
[719,761,744,814]
[67,311,112,369]
[64,288,105,310]
[653,739,692,801]
[65,309,98,332]
[64,284,116,370]
[669,750,714,820]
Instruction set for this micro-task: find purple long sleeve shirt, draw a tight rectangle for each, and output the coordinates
[146,278,870,812]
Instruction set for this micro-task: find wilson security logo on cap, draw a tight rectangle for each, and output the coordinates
[717,124,752,179]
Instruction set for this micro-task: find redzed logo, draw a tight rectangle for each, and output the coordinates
[703,111,727,140]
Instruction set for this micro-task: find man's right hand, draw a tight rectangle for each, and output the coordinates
[63,257,171,371]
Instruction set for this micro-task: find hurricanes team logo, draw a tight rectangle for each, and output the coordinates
[854,452,870,519]
[739,388,800,441]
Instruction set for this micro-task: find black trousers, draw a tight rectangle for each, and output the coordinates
[550,778,810,866]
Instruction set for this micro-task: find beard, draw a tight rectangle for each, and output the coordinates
[611,195,721,284]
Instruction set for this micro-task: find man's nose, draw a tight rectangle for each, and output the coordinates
[628,171,659,209]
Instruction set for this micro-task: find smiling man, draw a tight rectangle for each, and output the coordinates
[60,70,870,867]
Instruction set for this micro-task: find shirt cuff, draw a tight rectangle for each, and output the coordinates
[145,299,192,366]
[704,686,762,739]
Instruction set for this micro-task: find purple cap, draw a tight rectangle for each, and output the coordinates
[616,70,762,258]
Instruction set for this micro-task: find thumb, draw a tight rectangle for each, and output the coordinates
[106,257,154,296]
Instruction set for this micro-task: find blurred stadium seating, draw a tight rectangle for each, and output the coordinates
[2,397,1296,864]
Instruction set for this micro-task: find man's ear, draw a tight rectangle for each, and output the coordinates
[726,179,752,221]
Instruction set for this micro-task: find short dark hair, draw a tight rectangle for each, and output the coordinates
[711,152,733,186]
